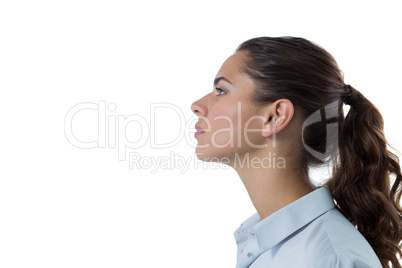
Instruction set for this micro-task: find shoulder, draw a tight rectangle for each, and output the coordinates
[252,209,382,268]
[306,208,382,268]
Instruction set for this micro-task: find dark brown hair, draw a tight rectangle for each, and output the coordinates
[236,36,402,267]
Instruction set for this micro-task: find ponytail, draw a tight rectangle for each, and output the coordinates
[326,85,402,268]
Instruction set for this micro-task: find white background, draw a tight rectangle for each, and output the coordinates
[1,0,401,267]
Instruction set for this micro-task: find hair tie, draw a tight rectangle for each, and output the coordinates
[342,84,354,105]
[342,84,364,107]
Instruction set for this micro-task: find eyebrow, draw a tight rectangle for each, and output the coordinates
[213,76,232,86]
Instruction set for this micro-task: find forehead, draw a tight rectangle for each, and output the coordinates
[215,51,247,80]
[215,50,254,91]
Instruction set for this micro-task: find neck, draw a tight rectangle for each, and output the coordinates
[231,149,316,221]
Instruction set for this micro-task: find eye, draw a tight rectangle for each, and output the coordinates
[215,87,227,96]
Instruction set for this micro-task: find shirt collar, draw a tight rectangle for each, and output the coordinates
[234,186,335,254]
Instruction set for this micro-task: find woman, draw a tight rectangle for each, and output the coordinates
[191,37,401,268]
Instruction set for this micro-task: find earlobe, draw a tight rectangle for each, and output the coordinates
[262,116,284,137]
[262,123,273,137]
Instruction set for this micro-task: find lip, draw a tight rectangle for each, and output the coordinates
[194,124,205,138]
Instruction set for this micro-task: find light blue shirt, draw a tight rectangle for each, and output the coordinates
[234,186,382,267]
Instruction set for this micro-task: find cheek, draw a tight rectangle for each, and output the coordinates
[209,104,240,130]
[208,102,260,145]
[205,103,241,148]
[239,103,265,144]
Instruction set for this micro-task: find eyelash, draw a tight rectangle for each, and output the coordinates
[215,87,227,96]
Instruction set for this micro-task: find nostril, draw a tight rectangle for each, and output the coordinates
[191,103,201,114]
[191,99,207,116]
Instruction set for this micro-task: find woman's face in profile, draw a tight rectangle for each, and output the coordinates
[191,50,266,162]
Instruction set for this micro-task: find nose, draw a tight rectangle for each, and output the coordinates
[191,95,208,116]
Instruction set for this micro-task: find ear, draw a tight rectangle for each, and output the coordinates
[261,99,294,138]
